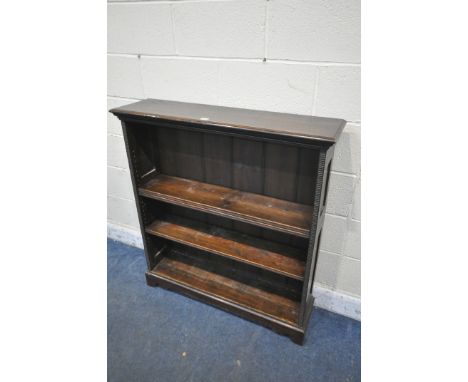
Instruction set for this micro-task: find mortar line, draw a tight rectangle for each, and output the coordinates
[170,3,178,55]
[107,194,136,203]
[108,95,142,101]
[263,0,269,60]
[107,164,130,171]
[319,248,361,262]
[312,67,320,114]
[330,170,357,178]
[136,55,146,98]
[107,133,124,139]
[109,0,239,5]
[107,53,361,66]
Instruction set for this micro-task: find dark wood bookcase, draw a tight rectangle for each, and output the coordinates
[111,99,345,345]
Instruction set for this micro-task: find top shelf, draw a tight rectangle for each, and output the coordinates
[139,174,313,238]
[110,99,346,144]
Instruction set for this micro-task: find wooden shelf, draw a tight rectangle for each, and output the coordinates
[145,216,306,280]
[139,174,313,238]
[149,248,300,326]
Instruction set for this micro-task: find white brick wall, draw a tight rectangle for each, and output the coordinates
[218,61,317,114]
[107,0,361,299]
[108,3,174,55]
[267,0,360,63]
[173,1,266,58]
[141,57,219,104]
[315,66,361,121]
[107,55,144,99]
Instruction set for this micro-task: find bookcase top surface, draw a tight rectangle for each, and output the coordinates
[111,99,346,143]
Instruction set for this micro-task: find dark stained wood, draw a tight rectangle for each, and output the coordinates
[202,134,232,187]
[296,148,319,205]
[298,147,333,323]
[145,216,306,280]
[263,143,299,245]
[111,98,346,144]
[154,126,205,181]
[139,174,313,238]
[291,148,320,247]
[155,127,178,175]
[202,133,233,230]
[232,137,264,194]
[264,143,299,202]
[232,137,264,237]
[174,129,205,181]
[111,98,343,345]
[150,248,300,325]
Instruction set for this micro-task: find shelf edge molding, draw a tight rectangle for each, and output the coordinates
[139,174,313,238]
[145,218,306,281]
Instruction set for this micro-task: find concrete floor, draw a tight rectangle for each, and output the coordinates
[108,239,361,382]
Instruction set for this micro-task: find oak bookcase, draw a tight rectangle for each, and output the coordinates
[111,99,345,345]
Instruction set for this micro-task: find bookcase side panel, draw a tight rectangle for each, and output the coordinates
[299,144,335,327]
[120,120,165,270]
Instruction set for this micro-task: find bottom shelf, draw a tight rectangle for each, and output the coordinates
[147,247,302,328]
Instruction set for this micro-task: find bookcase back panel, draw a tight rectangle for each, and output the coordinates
[128,123,320,208]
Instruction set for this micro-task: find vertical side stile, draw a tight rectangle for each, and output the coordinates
[120,120,156,271]
[261,141,266,195]
[294,148,302,203]
[201,132,207,184]
[298,144,334,326]
[150,126,160,175]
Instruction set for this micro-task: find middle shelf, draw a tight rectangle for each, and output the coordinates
[145,215,306,280]
[139,174,313,238]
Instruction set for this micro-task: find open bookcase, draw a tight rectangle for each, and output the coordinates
[111,99,345,345]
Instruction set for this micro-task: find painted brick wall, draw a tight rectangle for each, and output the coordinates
[107,0,361,298]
